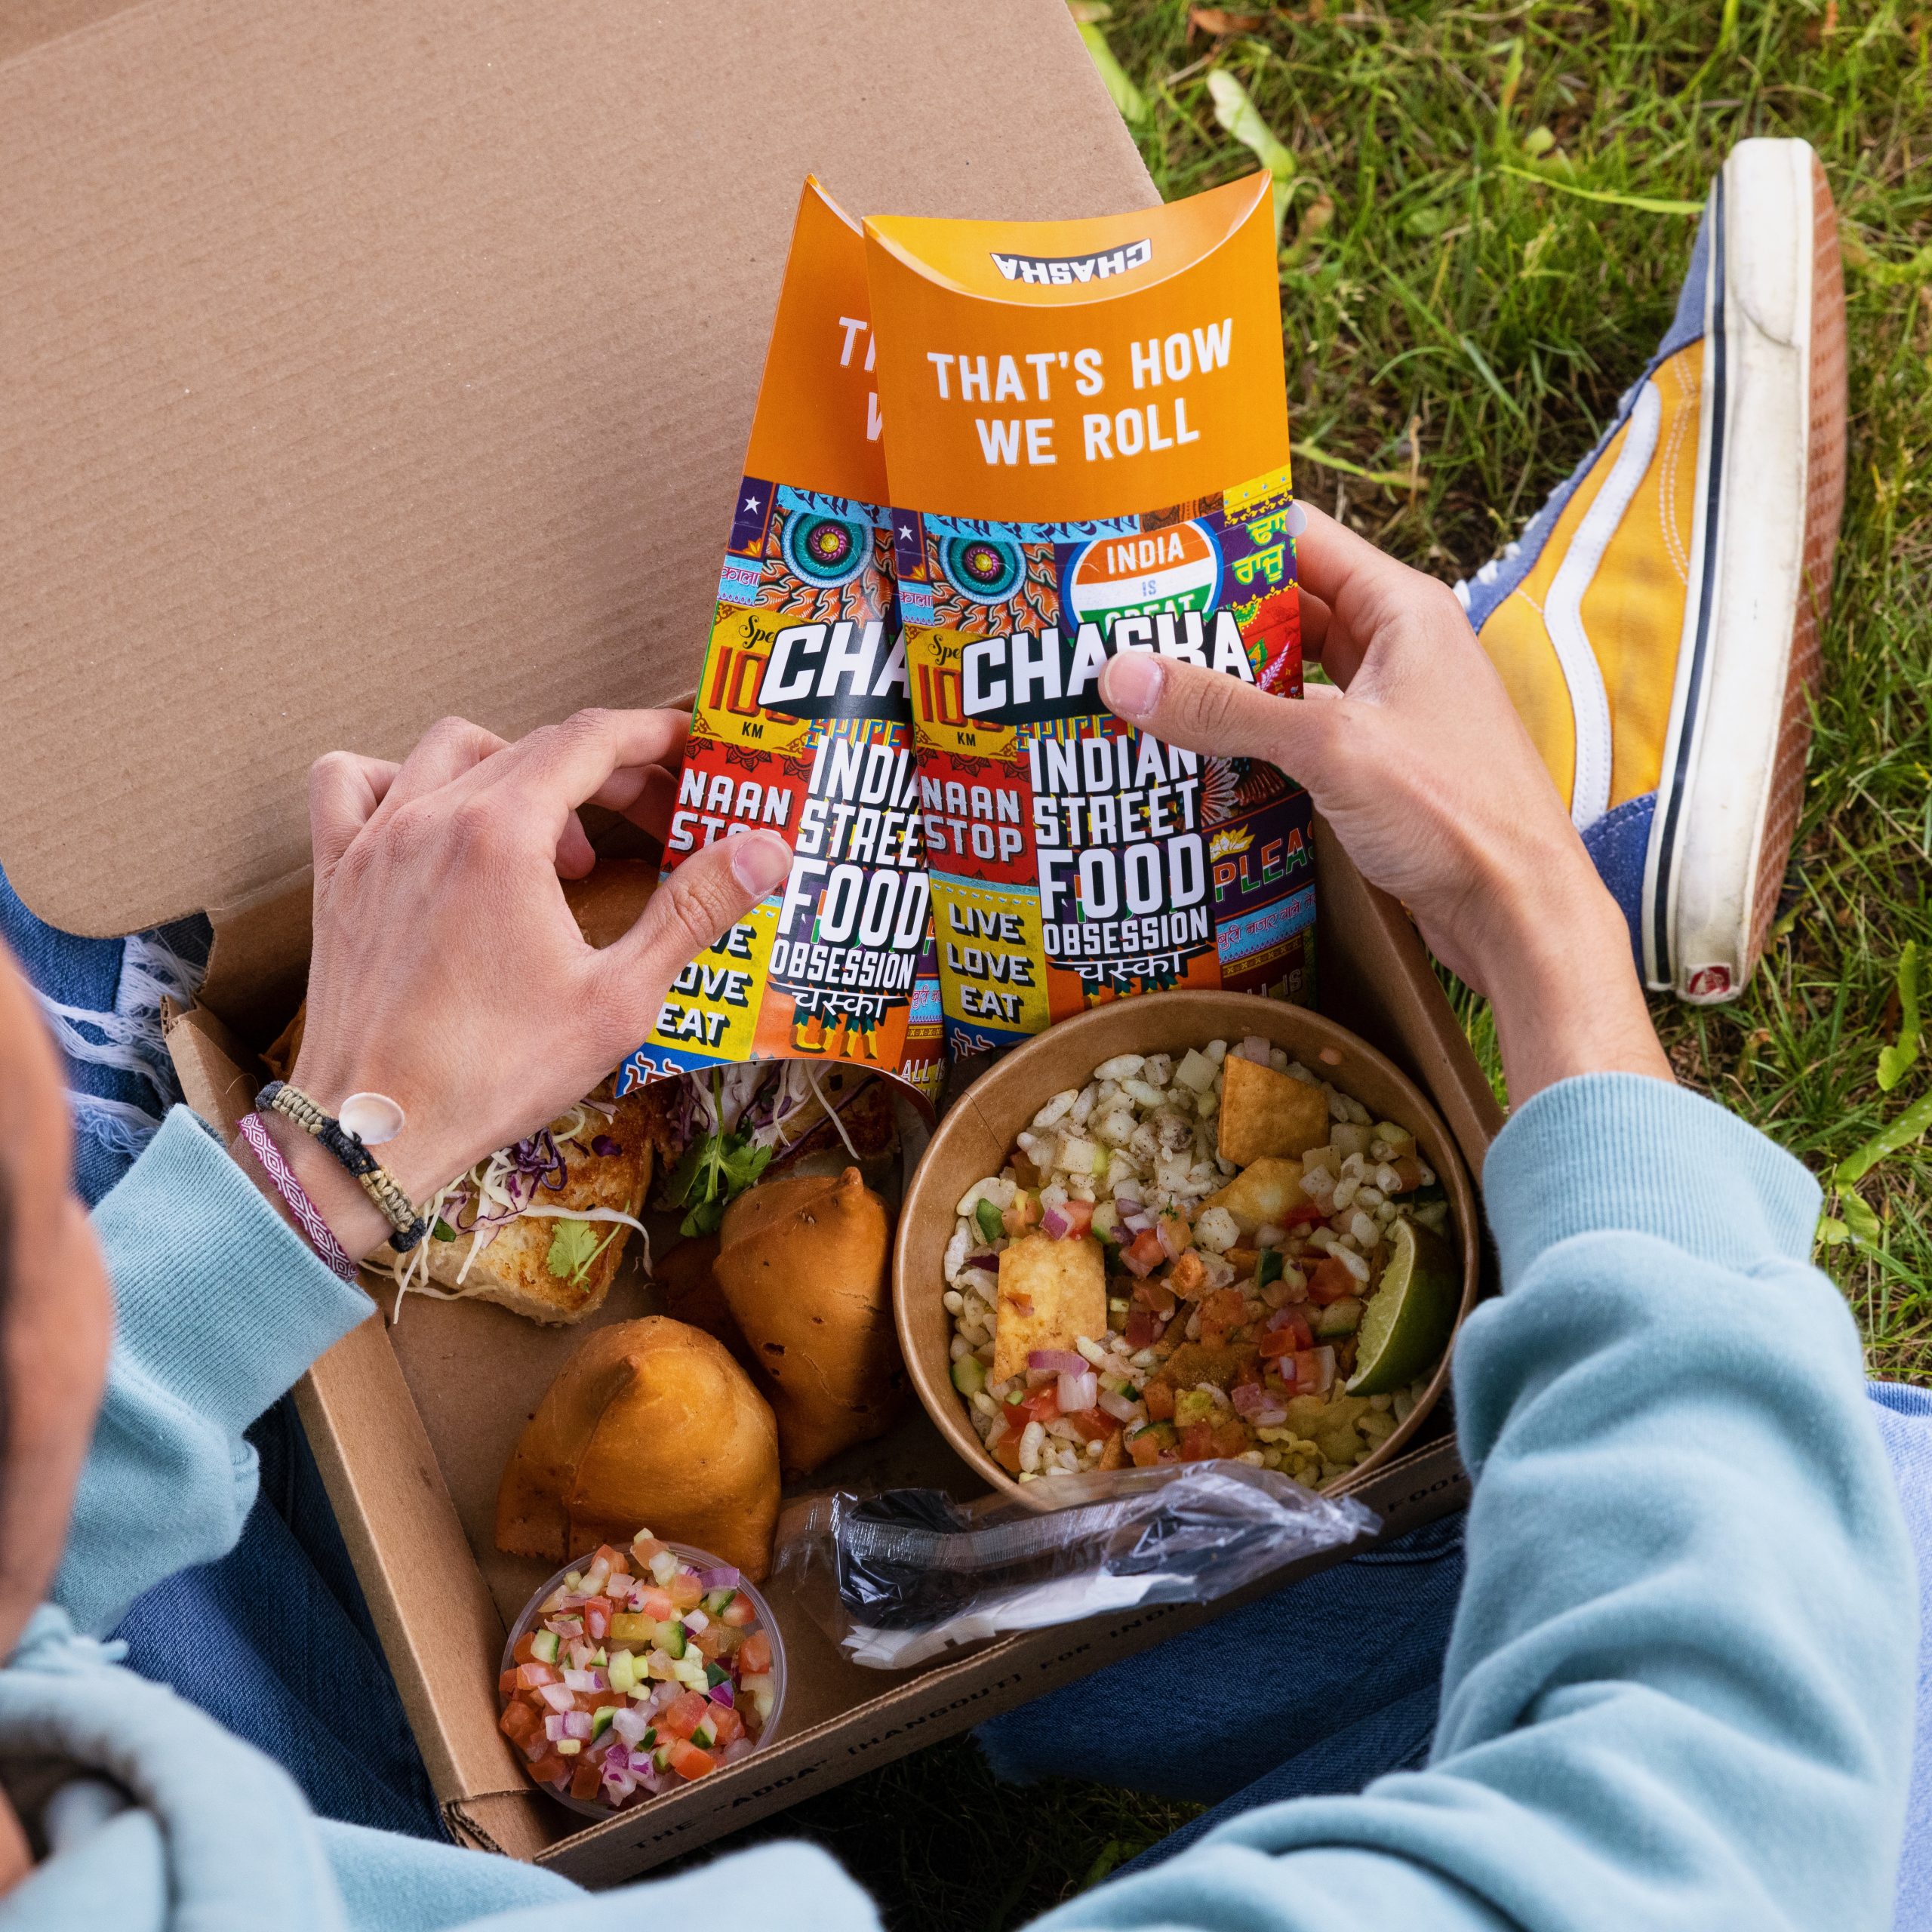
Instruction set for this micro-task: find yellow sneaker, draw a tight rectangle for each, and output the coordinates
[1461,138,1846,1002]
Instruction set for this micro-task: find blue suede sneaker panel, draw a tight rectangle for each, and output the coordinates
[1580,791,1657,971]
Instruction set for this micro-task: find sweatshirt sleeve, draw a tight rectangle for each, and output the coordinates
[57,1106,377,1636]
[1035,1074,1916,1932]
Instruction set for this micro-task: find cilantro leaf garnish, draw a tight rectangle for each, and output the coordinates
[545,1219,604,1281]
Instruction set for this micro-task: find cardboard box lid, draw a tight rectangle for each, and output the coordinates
[0,0,1152,937]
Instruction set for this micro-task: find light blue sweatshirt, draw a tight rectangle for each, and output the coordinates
[0,1080,1912,1930]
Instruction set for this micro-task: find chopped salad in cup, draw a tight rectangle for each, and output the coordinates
[497,1531,783,1814]
[943,1038,1457,1490]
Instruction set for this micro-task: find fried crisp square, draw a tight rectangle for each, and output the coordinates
[1202,1155,1309,1235]
[1218,1054,1333,1166]
[992,1233,1106,1384]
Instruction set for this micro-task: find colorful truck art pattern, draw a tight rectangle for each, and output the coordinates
[617,478,943,1105]
[897,464,1315,1058]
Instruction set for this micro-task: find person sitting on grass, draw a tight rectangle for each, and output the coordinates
[0,486,1914,1930]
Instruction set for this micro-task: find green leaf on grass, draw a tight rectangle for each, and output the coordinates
[1840,1193,1883,1246]
[1835,1089,1932,1188]
[1817,1215,1851,1248]
[1207,70,1294,239]
[1496,163,1703,217]
[1073,11,1148,124]
[1877,940,1921,1092]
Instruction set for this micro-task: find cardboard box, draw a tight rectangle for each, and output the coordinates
[2,0,1504,1886]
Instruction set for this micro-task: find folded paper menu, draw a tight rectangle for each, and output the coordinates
[621,174,1312,1103]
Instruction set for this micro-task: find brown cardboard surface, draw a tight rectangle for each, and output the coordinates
[166,819,1492,1879]
[0,0,1152,940]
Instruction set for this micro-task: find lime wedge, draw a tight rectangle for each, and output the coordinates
[1347,1217,1457,1397]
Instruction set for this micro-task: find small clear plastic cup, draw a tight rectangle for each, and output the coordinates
[500,1540,788,1821]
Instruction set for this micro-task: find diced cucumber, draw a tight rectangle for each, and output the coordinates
[951,1355,986,1397]
[608,1650,638,1694]
[703,1588,737,1617]
[1257,1248,1284,1287]
[531,1629,560,1665]
[691,1717,717,1749]
[975,1198,1004,1243]
[654,1620,687,1658]
[590,1706,617,1740]
[705,1661,729,1688]
[1315,1297,1364,1338]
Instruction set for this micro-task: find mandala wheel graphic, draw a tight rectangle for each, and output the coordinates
[781,510,871,589]
[937,532,1026,605]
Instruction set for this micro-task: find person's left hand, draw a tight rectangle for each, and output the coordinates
[257,708,791,1257]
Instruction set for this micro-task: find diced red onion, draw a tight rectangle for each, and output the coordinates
[602,1740,631,1774]
[561,1667,604,1692]
[1040,1205,1073,1239]
[1239,1035,1272,1065]
[612,1708,651,1745]
[592,1135,623,1158]
[709,1680,736,1707]
[562,1710,594,1740]
[1230,1382,1266,1416]
[695,1566,740,1590]
[1097,1388,1140,1423]
[1253,1404,1288,1426]
[1028,1349,1087,1376]
[1118,1208,1152,1234]
[543,1714,572,1742]
[965,1251,1001,1272]
[1058,1370,1098,1411]
[722,1737,755,1764]
[1266,1304,1303,1332]
[537,1683,575,1712]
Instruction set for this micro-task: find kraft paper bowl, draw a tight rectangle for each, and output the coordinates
[894,991,1480,1509]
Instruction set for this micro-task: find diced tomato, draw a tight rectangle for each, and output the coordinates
[669,1739,716,1781]
[1127,1423,1177,1467]
[1168,1251,1208,1297]
[1260,1309,1315,1358]
[582,1596,612,1641]
[1058,1198,1095,1237]
[1121,1229,1166,1277]
[666,1572,703,1612]
[1130,1278,1177,1315]
[657,1690,711,1740]
[692,1622,731,1662]
[1212,1418,1250,1458]
[721,1594,758,1627]
[592,1544,630,1577]
[990,1425,1026,1475]
[1003,1192,1041,1238]
[1386,1156,1423,1193]
[577,1690,616,1713]
[740,1632,773,1675]
[500,1661,559,1693]
[1198,1287,1247,1341]
[571,1755,603,1802]
[1178,1420,1217,1462]
[512,1632,541,1666]
[1143,1380,1176,1421]
[1291,1346,1337,1395]
[1122,1308,1164,1350]
[1063,1409,1117,1444]
[1011,1385,1060,1427]
[527,1752,568,1786]
[635,1586,675,1622]
[1283,1200,1329,1227]
[631,1536,668,1566]
[1307,1257,1359,1306]
[709,1702,746,1746]
[499,1700,541,1747]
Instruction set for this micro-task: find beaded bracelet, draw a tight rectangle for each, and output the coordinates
[236,1112,361,1284]
[257,1080,429,1253]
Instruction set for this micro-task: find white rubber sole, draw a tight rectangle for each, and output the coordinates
[1641,138,1828,1003]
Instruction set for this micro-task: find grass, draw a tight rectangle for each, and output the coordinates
[672,1,1932,1917]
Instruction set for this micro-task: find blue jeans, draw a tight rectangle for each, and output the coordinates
[0,866,447,1842]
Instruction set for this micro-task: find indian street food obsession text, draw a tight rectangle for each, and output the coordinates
[621,180,942,1106]
[865,176,1315,1059]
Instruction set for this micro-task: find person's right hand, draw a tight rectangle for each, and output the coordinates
[250,708,793,1259]
[1098,506,1671,1102]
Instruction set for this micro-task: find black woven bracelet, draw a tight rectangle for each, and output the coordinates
[256,1081,430,1253]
